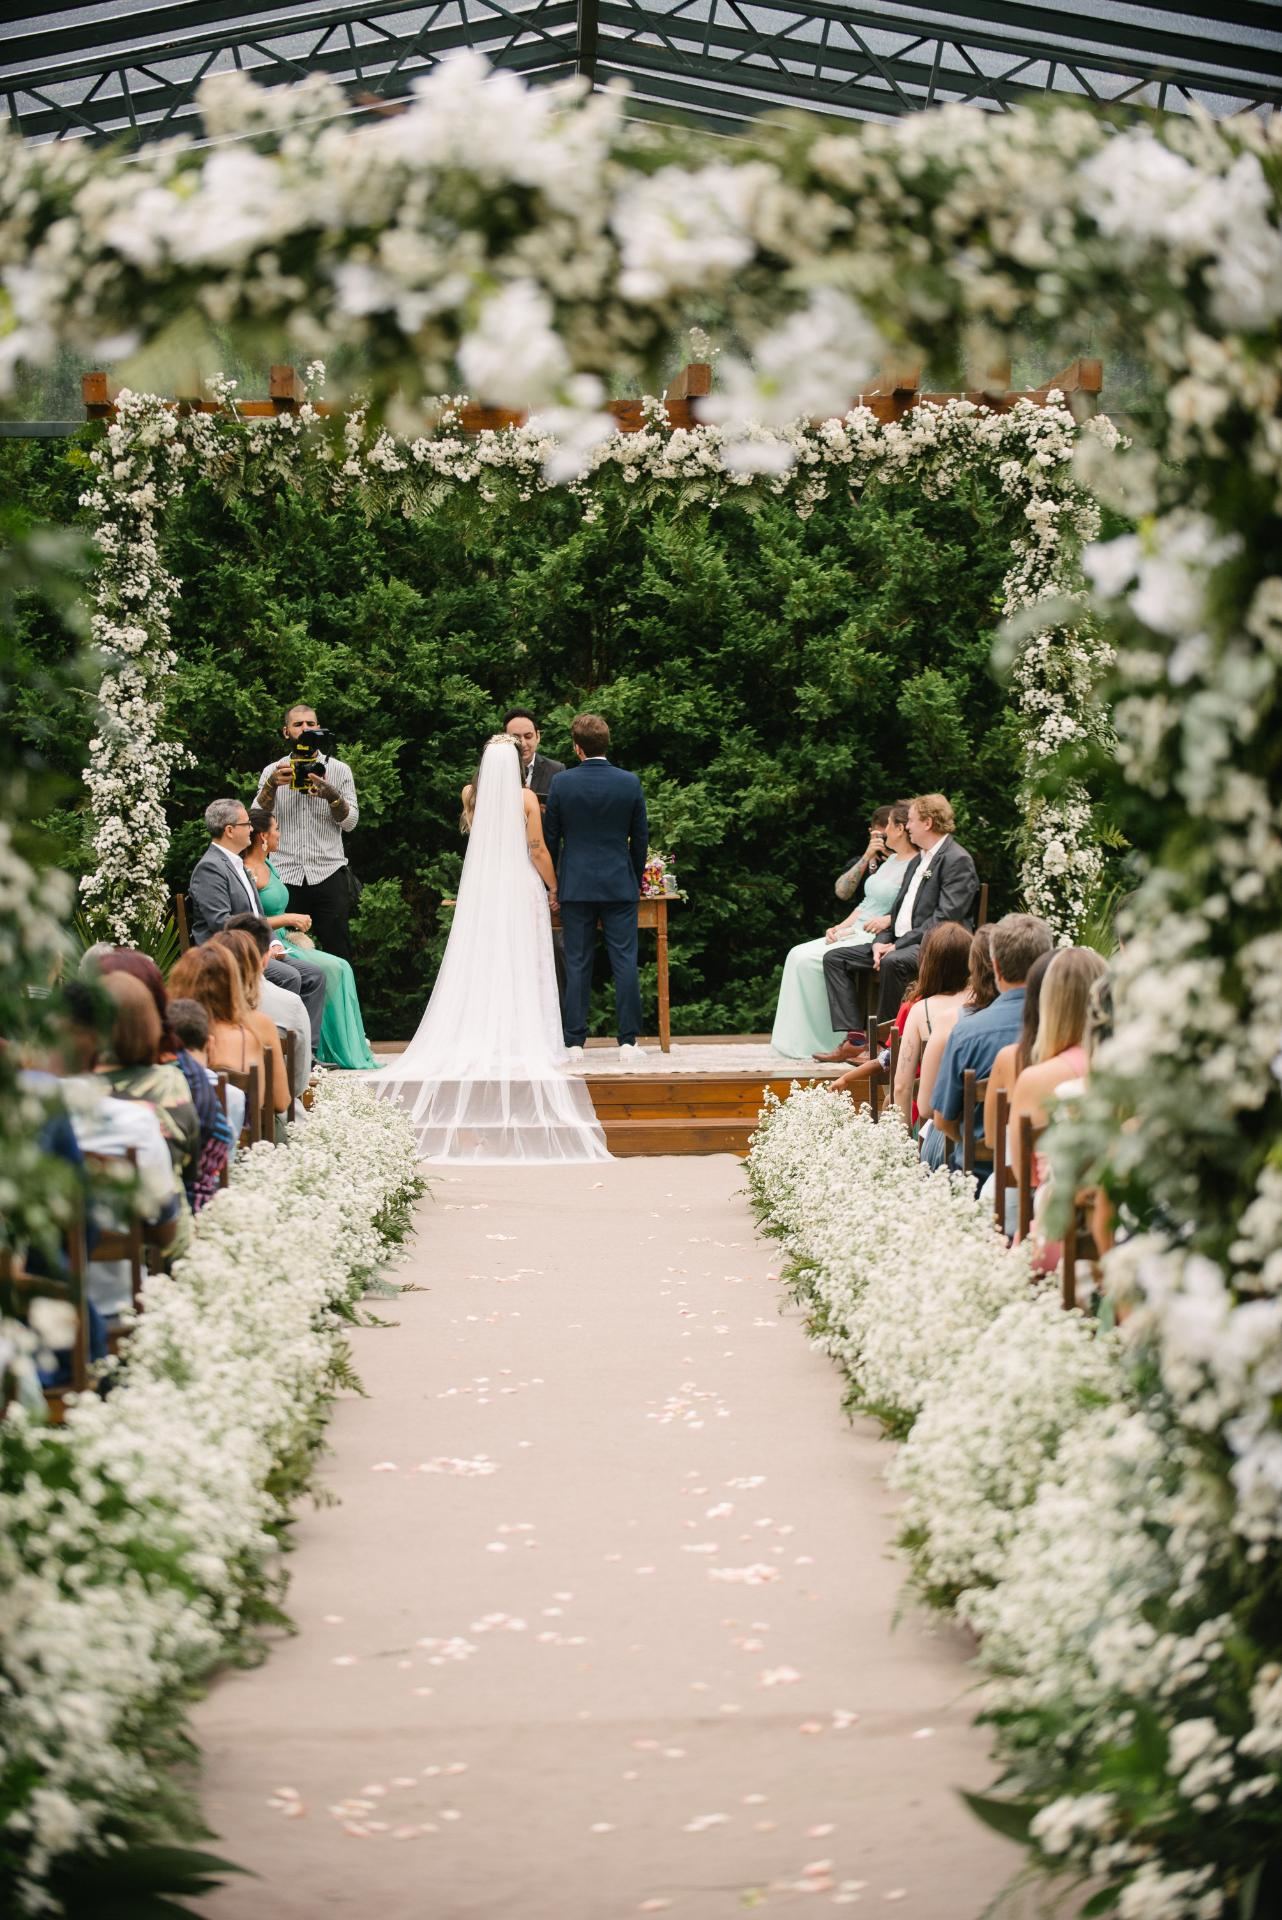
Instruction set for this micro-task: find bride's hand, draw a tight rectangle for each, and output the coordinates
[548,892,559,913]
[824,925,843,943]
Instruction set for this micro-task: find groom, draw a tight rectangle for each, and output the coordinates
[543,713,648,1065]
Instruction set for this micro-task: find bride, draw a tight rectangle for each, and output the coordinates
[376,735,608,1163]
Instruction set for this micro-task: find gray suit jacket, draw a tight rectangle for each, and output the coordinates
[188,845,263,945]
[886,838,980,953]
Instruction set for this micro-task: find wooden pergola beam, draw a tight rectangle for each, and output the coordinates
[81,355,1103,432]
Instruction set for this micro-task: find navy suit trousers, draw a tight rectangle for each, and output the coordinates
[560,901,643,1047]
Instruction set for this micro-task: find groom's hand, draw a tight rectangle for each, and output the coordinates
[548,891,559,913]
[871,940,893,969]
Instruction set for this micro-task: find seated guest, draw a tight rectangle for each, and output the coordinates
[165,996,234,1206]
[984,948,1055,1182]
[186,798,327,1056]
[61,975,190,1318]
[93,963,200,1194]
[224,909,313,1096]
[239,809,378,1070]
[915,926,998,1169]
[835,814,893,904]
[96,950,207,1186]
[822,792,979,1037]
[1009,947,1108,1187]
[771,804,915,1060]
[929,913,1055,1170]
[167,942,267,1131]
[169,993,245,1151]
[893,921,973,1127]
[211,928,292,1128]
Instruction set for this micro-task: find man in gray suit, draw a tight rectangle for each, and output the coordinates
[822,791,979,1032]
[187,799,327,1052]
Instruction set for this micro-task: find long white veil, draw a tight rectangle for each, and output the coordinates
[376,737,608,1163]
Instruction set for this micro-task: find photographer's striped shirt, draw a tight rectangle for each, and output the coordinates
[257,755,359,886]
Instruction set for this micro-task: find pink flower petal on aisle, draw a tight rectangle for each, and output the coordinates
[806,1824,836,1838]
[682,1814,730,1833]
[590,1823,616,1834]
[759,1666,802,1687]
[638,1902,672,1912]
[371,1461,398,1472]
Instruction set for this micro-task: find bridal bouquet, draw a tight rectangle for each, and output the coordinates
[641,849,681,899]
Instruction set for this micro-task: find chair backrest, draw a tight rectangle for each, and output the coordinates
[81,1145,144,1313]
[0,1218,92,1419]
[1061,1190,1101,1311]
[961,1070,991,1175]
[976,881,989,929]
[1016,1113,1042,1242]
[174,892,192,953]
[260,1047,276,1142]
[992,1086,1011,1235]
[222,1066,260,1147]
[214,1072,231,1185]
[277,1027,297,1123]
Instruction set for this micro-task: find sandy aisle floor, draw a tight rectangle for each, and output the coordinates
[192,1156,1020,1919]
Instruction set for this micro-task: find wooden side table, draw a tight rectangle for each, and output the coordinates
[637,894,675,1053]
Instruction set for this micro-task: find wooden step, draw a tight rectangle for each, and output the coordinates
[602,1116,759,1157]
[585,1073,809,1121]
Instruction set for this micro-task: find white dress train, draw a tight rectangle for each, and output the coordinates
[375,740,608,1164]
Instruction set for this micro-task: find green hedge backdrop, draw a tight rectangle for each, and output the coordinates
[3,435,1023,1038]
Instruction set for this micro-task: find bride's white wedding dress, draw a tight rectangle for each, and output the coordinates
[376,738,608,1163]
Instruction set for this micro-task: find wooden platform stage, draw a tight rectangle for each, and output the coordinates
[370,1036,843,1157]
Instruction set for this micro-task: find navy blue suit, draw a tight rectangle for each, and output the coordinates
[543,758,648,1046]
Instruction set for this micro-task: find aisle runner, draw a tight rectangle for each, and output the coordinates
[193,1160,1016,1920]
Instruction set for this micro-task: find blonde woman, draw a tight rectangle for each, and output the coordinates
[1009,946,1109,1184]
[210,928,292,1122]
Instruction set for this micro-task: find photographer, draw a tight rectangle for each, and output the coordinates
[255,703,360,964]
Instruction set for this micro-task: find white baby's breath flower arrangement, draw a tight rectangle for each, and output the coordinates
[0,1076,424,1916]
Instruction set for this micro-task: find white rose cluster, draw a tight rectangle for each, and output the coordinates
[0,1076,423,1914]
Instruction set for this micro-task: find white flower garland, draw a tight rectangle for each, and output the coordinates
[79,387,1112,941]
[0,1076,423,1914]
[747,1088,1282,1910]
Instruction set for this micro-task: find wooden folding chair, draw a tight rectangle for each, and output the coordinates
[961,1071,991,1176]
[992,1086,1011,1235]
[222,1066,261,1147]
[865,1018,899,1123]
[80,1147,144,1316]
[174,892,192,953]
[1,1221,92,1423]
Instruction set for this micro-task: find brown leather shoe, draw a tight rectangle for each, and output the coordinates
[812,1038,868,1064]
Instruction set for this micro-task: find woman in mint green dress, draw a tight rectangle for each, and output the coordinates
[243,811,379,1070]
[770,803,917,1058]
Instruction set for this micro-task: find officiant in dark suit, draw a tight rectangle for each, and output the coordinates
[822,792,979,1032]
[505,708,567,996]
[543,713,648,1064]
[504,708,565,804]
[187,799,328,1052]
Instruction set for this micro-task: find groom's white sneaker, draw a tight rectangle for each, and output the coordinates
[619,1042,648,1068]
[566,1044,586,1065]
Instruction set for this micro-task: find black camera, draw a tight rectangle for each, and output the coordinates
[289,726,331,792]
